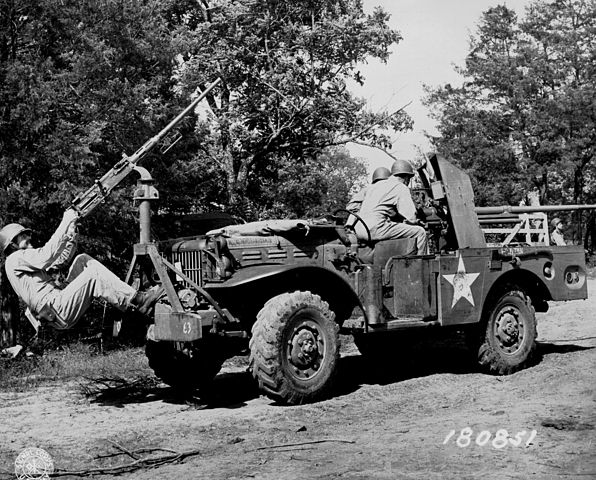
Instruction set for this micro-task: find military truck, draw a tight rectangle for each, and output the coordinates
[138,154,590,405]
[66,85,590,404]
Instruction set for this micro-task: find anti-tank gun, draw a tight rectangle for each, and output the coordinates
[414,161,596,250]
[475,204,596,248]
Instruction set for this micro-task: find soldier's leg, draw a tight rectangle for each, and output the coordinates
[376,222,428,254]
[52,255,136,326]
[64,254,92,283]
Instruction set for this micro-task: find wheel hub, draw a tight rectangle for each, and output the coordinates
[287,321,324,379]
[495,308,524,353]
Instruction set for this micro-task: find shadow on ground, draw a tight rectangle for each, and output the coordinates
[83,333,594,409]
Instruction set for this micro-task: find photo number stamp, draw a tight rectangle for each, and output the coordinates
[443,428,537,448]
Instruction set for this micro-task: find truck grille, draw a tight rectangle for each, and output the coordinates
[171,250,203,287]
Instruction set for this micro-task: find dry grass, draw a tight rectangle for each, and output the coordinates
[0,343,150,392]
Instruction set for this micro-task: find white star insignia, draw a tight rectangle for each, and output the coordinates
[443,255,480,308]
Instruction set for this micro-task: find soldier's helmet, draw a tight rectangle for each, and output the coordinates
[550,217,562,230]
[390,159,415,177]
[371,166,391,184]
[0,223,32,252]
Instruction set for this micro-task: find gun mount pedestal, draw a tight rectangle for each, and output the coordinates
[113,168,230,340]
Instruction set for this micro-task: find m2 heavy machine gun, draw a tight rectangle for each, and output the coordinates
[71,77,221,218]
[68,77,224,331]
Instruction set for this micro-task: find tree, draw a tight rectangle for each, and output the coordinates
[170,0,412,214]
[0,0,185,264]
[0,0,405,345]
[424,0,596,223]
[0,0,191,346]
[257,147,367,219]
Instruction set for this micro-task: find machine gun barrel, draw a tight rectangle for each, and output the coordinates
[475,204,596,216]
[71,78,222,218]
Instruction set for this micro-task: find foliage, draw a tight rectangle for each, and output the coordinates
[170,0,411,214]
[0,0,408,344]
[258,147,367,219]
[424,0,596,219]
[0,343,149,391]
[0,0,406,265]
[0,0,184,269]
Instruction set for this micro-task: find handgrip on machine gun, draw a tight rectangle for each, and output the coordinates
[71,77,222,219]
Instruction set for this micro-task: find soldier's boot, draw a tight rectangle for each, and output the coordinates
[131,285,166,316]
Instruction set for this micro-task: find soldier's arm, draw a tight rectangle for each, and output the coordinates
[13,209,79,272]
[48,221,79,270]
[346,188,366,214]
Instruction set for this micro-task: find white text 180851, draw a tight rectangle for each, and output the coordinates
[443,428,537,448]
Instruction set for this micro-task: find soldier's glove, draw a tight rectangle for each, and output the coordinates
[63,208,80,224]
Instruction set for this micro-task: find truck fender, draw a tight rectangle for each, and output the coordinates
[206,264,362,320]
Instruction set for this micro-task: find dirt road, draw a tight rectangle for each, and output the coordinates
[1,280,595,479]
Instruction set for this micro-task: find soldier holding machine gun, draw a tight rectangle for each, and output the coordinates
[0,211,164,330]
[0,78,222,333]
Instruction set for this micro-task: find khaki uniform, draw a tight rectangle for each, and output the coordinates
[5,212,136,328]
[345,186,367,227]
[354,176,427,254]
[346,187,366,214]
[551,230,565,246]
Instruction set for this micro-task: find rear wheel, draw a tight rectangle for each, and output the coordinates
[249,291,339,404]
[475,290,537,375]
[145,327,225,396]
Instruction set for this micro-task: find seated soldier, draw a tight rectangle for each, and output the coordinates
[346,166,391,214]
[353,159,428,255]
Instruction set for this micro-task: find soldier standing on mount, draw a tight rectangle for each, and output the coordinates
[353,159,428,255]
[0,209,164,331]
[550,217,566,246]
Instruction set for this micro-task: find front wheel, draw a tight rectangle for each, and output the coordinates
[249,291,339,404]
[474,290,537,375]
[145,328,226,396]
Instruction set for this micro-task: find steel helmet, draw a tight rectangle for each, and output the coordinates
[371,166,391,183]
[0,223,32,252]
[550,217,562,230]
[390,159,415,177]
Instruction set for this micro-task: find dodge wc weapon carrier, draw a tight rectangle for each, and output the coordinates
[140,155,591,404]
[67,83,592,404]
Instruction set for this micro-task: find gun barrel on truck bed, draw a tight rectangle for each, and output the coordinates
[475,204,596,216]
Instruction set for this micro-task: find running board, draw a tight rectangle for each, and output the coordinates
[367,318,440,332]
[340,316,440,335]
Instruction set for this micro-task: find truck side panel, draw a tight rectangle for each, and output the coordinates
[437,250,489,326]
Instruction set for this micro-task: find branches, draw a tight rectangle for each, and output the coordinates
[336,101,412,145]
[249,439,356,452]
[347,141,398,161]
[48,437,355,477]
[51,445,202,477]
[79,375,160,403]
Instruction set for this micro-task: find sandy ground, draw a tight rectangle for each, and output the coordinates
[1,280,595,479]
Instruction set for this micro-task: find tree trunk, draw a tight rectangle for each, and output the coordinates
[574,163,586,244]
[0,259,19,348]
[222,148,254,219]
